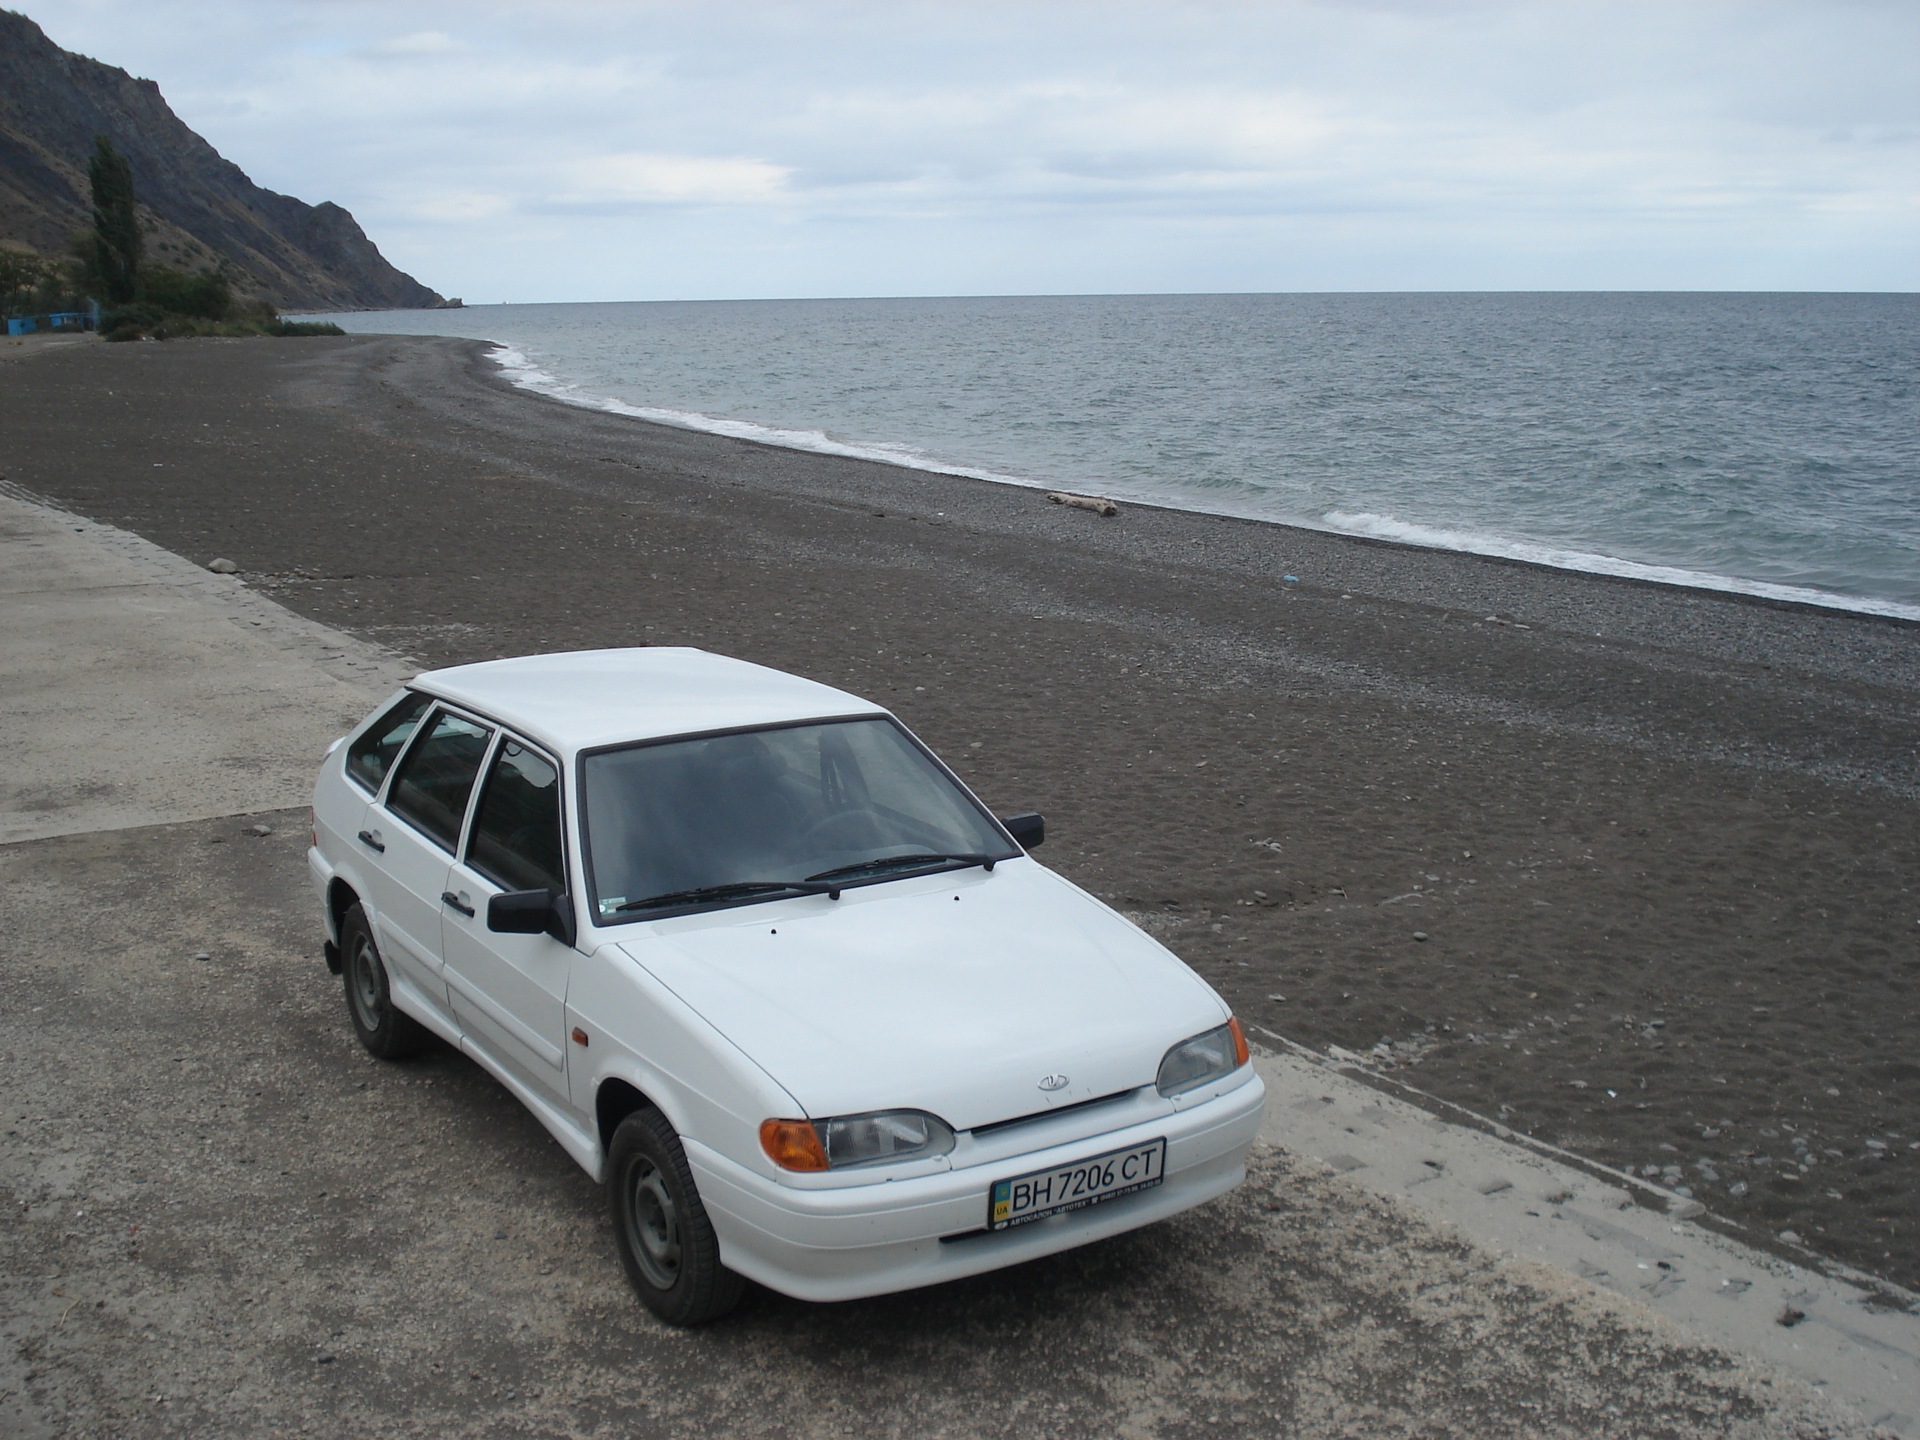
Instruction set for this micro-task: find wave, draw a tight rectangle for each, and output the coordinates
[1321,511,1920,622]
[486,345,1918,624]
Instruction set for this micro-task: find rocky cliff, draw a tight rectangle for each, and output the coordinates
[0,9,446,310]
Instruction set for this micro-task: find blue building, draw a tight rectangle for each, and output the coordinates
[7,302,100,336]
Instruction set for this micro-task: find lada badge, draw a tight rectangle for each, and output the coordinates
[1038,1073,1069,1092]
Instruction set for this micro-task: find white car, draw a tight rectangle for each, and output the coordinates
[309,647,1265,1324]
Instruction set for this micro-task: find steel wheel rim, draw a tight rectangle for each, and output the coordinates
[349,934,383,1030]
[624,1157,682,1290]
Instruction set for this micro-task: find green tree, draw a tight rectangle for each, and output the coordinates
[0,247,54,316]
[88,135,140,304]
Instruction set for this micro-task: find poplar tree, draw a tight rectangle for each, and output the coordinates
[88,135,140,304]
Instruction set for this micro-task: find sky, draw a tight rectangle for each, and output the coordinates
[22,0,1920,302]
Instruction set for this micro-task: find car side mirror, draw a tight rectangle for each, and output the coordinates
[1000,811,1045,850]
[488,888,578,947]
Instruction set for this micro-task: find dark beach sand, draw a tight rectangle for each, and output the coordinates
[4,334,1916,1293]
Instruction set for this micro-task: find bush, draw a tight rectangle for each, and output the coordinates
[99,291,344,341]
[149,315,215,340]
[100,300,167,338]
[137,266,232,320]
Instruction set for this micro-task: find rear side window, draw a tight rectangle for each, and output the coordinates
[467,740,565,894]
[385,709,494,851]
[346,691,433,795]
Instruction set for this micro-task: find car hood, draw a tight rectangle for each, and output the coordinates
[614,860,1225,1130]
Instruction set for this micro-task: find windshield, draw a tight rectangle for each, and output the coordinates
[581,717,1018,921]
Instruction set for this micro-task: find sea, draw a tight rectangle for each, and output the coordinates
[317,293,1920,621]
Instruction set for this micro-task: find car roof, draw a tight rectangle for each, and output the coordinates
[408,648,886,757]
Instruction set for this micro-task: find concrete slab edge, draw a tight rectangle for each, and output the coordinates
[1257,1022,1918,1307]
[1251,1033,1920,1436]
[0,477,419,701]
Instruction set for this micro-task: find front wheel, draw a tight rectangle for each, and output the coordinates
[607,1108,744,1325]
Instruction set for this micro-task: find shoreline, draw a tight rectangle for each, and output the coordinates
[486,337,1920,626]
[489,334,1920,630]
[2,332,1915,1295]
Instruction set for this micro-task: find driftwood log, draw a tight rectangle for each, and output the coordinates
[1045,490,1119,517]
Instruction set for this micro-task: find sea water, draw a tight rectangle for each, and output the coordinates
[321,293,1920,620]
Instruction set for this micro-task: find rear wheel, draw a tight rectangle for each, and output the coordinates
[607,1108,744,1325]
[340,903,426,1059]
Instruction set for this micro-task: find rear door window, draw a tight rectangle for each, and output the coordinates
[465,739,565,894]
[345,691,434,795]
[385,708,494,852]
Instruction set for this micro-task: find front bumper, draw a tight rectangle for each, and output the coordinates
[689,1069,1266,1303]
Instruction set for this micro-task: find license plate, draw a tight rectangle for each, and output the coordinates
[988,1138,1166,1231]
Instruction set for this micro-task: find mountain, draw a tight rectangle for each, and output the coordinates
[0,9,447,311]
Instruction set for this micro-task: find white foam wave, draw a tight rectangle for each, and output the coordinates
[487,344,1047,492]
[1322,511,1920,622]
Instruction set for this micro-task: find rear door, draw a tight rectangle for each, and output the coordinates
[440,734,575,1107]
[322,690,434,901]
[359,704,494,1028]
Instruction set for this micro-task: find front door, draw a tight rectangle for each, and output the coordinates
[440,735,574,1106]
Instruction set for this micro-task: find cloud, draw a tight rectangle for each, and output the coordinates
[20,0,1920,299]
[548,151,791,208]
[357,29,463,59]
[404,187,513,223]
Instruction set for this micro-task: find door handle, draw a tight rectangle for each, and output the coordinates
[441,891,475,917]
[356,829,386,853]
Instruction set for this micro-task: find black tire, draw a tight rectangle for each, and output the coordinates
[339,903,427,1060]
[607,1108,745,1325]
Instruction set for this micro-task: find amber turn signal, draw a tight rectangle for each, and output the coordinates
[1227,1016,1250,1067]
[760,1118,829,1172]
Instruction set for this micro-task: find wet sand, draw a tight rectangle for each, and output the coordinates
[2,333,1915,1295]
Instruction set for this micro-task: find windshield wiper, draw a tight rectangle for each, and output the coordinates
[805,852,1000,885]
[612,880,836,913]
[616,854,1004,914]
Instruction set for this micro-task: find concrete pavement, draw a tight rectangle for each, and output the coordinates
[0,480,410,843]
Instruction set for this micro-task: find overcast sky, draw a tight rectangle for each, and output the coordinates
[23,0,1920,301]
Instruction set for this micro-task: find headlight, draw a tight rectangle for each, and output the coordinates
[760,1110,956,1172]
[1156,1018,1249,1097]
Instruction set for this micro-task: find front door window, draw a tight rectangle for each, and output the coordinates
[466,741,564,893]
